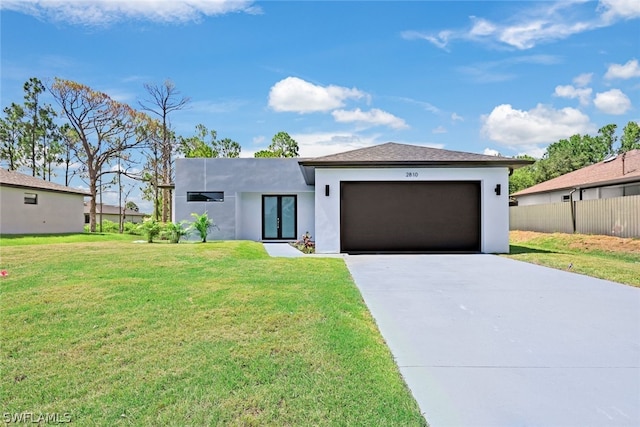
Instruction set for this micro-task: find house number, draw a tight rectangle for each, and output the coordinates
[406,172,419,178]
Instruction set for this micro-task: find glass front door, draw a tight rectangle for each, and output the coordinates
[262,195,297,240]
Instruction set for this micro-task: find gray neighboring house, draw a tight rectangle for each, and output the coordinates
[0,168,90,234]
[84,203,148,224]
[174,142,531,254]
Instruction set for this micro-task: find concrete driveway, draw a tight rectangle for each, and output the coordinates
[344,254,640,427]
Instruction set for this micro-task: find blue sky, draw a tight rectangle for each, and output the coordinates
[1,0,639,210]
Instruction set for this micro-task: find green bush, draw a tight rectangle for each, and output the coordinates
[137,218,161,243]
[161,221,189,243]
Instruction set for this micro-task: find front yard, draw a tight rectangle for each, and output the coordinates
[0,238,425,425]
[506,231,640,287]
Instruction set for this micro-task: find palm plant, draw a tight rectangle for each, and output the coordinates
[138,218,161,243]
[189,212,216,243]
[163,221,189,243]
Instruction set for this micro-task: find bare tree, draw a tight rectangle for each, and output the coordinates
[49,78,150,232]
[139,80,189,222]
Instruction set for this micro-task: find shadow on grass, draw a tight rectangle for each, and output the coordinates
[509,245,556,255]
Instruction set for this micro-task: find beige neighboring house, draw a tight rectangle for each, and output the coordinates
[0,168,90,234]
[84,203,148,224]
[511,149,640,206]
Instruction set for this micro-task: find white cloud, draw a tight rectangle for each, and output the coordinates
[432,126,447,134]
[403,1,640,51]
[593,89,632,114]
[268,77,368,114]
[604,59,640,79]
[481,103,596,146]
[451,113,464,122]
[0,0,260,25]
[331,108,408,130]
[252,135,265,145]
[483,148,500,156]
[469,16,497,36]
[290,132,381,158]
[599,0,640,22]
[553,84,592,105]
[573,72,593,87]
[458,54,561,83]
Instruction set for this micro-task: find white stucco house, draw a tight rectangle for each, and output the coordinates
[174,143,531,254]
[0,168,90,234]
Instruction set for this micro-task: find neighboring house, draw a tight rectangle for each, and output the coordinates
[0,168,90,234]
[512,149,640,206]
[84,203,148,224]
[175,142,530,254]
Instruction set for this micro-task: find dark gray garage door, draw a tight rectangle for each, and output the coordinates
[340,181,481,253]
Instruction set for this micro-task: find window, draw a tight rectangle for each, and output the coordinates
[187,191,224,202]
[562,195,571,202]
[24,193,38,205]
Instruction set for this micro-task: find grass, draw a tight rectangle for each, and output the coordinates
[505,231,640,287]
[0,232,140,246]
[0,236,426,426]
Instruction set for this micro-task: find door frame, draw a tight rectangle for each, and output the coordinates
[261,195,298,240]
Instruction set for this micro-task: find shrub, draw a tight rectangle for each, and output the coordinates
[137,218,161,243]
[291,231,315,254]
[188,212,216,243]
[162,221,189,244]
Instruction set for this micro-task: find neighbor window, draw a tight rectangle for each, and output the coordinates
[24,193,38,205]
[562,195,571,202]
[187,191,224,202]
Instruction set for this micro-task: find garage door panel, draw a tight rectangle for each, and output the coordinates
[340,181,480,253]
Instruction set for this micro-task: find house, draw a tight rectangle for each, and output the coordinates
[511,149,640,206]
[84,203,148,224]
[174,142,531,254]
[0,168,90,234]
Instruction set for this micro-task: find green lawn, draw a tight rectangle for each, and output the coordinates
[505,231,640,287]
[0,237,425,426]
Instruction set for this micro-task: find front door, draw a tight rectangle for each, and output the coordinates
[262,195,297,240]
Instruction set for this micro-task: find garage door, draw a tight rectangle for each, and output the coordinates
[340,181,480,253]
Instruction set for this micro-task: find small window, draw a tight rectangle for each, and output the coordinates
[187,191,224,202]
[562,195,571,202]
[24,193,38,205]
[84,214,90,224]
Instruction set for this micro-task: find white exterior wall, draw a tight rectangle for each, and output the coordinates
[517,190,575,206]
[236,192,314,241]
[314,167,510,254]
[0,186,86,234]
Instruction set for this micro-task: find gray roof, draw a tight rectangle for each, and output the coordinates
[298,142,533,184]
[0,168,91,196]
[84,202,148,216]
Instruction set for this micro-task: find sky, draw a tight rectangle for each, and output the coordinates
[1,0,639,211]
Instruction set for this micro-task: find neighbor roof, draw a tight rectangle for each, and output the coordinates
[298,142,533,185]
[84,202,147,216]
[0,168,91,196]
[512,149,640,197]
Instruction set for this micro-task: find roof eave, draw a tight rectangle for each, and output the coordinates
[0,182,91,196]
[298,159,533,185]
[512,174,640,197]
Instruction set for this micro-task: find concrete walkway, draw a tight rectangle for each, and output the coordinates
[263,243,346,258]
[345,254,640,427]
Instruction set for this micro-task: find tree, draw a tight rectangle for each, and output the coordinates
[597,124,617,157]
[508,155,537,194]
[178,124,242,158]
[139,80,189,223]
[215,137,241,158]
[58,123,81,186]
[619,121,640,153]
[0,103,25,171]
[22,78,60,179]
[179,124,217,158]
[125,201,139,212]
[255,131,299,158]
[49,78,149,232]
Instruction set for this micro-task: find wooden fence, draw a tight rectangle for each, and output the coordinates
[510,195,640,238]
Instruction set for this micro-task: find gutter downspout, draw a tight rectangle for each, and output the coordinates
[569,188,577,233]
